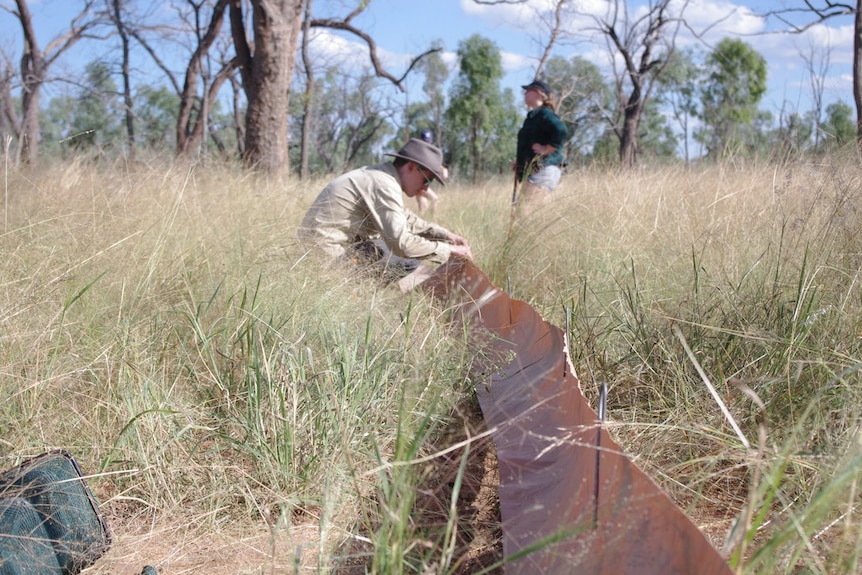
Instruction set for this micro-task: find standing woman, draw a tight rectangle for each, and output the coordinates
[514,80,568,203]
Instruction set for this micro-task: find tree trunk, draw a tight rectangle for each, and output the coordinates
[16,0,44,164]
[13,0,99,164]
[299,0,314,179]
[241,0,304,172]
[176,0,230,157]
[619,115,638,167]
[230,74,246,156]
[854,1,862,150]
[0,68,21,141]
[619,83,642,168]
[112,0,136,159]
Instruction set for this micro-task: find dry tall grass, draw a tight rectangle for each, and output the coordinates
[1,152,861,574]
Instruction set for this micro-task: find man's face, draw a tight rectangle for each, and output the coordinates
[403,162,436,197]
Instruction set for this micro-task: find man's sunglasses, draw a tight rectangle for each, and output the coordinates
[418,167,436,187]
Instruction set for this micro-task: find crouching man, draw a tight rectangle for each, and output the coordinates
[298,138,472,290]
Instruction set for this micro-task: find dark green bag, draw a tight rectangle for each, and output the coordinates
[0,451,111,575]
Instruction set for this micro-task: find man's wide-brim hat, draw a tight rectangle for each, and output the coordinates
[386,138,447,186]
[522,79,552,96]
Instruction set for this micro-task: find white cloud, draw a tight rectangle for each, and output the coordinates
[308,29,367,68]
[681,0,765,39]
[459,0,603,32]
[308,29,415,73]
[460,0,539,26]
[794,23,855,66]
[502,51,531,72]
[441,50,459,70]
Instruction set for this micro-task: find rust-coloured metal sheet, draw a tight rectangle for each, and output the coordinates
[423,257,732,575]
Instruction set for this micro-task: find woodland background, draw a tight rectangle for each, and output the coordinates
[1,0,862,177]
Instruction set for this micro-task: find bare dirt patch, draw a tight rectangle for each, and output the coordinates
[83,397,503,575]
[84,516,322,575]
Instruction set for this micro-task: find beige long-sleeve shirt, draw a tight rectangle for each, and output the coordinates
[299,163,452,264]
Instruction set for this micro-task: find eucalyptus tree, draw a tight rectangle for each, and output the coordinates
[3,0,108,164]
[654,48,702,163]
[39,61,123,158]
[298,0,314,179]
[70,60,123,150]
[135,85,180,150]
[416,44,449,146]
[0,60,18,147]
[579,0,690,167]
[542,55,611,165]
[233,0,439,172]
[761,1,862,148]
[178,0,236,161]
[293,67,397,174]
[445,34,519,182]
[228,0,303,171]
[696,38,768,158]
[820,100,856,148]
[108,0,135,157]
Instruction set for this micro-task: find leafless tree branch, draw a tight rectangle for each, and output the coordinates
[761,1,855,33]
[396,48,441,84]
[310,16,403,90]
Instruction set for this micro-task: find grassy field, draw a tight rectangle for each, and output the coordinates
[1,152,861,574]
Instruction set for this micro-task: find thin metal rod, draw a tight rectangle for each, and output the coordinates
[593,381,607,527]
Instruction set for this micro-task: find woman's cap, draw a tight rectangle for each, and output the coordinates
[522,79,552,95]
[386,138,447,186]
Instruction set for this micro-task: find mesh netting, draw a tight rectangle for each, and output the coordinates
[0,451,111,575]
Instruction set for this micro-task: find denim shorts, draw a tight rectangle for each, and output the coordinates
[527,165,562,191]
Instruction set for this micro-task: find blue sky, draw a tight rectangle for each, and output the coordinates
[3,0,857,119]
[328,0,857,117]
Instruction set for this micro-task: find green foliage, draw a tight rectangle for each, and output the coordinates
[543,55,612,164]
[445,34,519,182]
[638,98,679,161]
[416,43,449,143]
[39,94,77,158]
[72,62,124,150]
[820,100,856,149]
[40,61,123,158]
[135,85,180,150]
[698,37,768,157]
[656,48,703,162]
[767,111,814,159]
[397,44,450,150]
[290,67,395,173]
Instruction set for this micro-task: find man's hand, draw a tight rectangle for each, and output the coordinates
[449,243,473,261]
[446,231,468,246]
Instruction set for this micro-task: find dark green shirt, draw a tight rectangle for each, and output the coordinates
[516,106,568,179]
